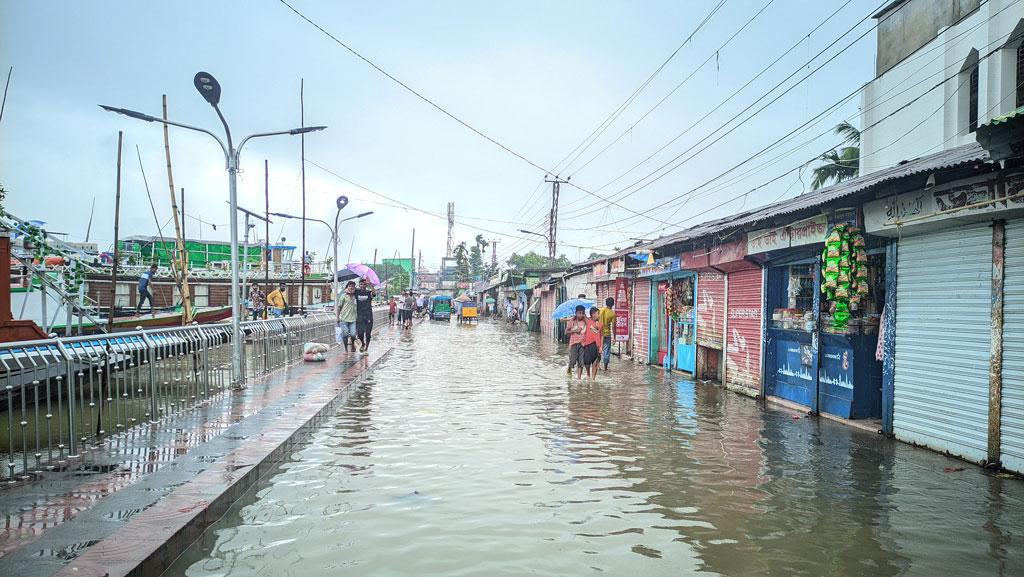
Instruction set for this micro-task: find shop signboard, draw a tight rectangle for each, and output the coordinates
[747,214,828,255]
[610,257,626,274]
[614,277,630,342]
[639,256,680,278]
[864,172,1024,234]
[592,261,607,277]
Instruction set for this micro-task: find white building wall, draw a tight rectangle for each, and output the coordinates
[860,0,1024,174]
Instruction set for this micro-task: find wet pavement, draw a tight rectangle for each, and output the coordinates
[164,320,1024,577]
[0,313,400,577]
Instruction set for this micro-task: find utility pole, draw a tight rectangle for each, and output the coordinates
[162,95,192,324]
[410,228,416,290]
[446,202,454,257]
[544,176,569,266]
[418,250,422,278]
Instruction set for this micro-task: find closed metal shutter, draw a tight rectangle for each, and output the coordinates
[1002,218,1024,473]
[632,279,651,362]
[726,267,762,393]
[894,222,991,464]
[697,271,725,349]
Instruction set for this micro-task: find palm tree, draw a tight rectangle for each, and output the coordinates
[811,121,860,190]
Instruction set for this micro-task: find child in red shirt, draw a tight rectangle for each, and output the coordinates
[582,306,603,380]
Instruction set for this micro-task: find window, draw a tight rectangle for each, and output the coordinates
[193,285,209,308]
[1017,42,1024,108]
[969,65,979,132]
[114,283,132,308]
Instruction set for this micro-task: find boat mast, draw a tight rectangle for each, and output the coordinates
[162,95,192,324]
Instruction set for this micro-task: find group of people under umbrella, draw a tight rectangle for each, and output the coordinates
[553,296,617,381]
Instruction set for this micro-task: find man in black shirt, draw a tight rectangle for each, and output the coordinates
[354,277,376,354]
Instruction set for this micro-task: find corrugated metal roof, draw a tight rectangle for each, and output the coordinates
[646,143,988,250]
[982,105,1024,127]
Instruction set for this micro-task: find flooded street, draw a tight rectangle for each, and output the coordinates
[165,320,1024,577]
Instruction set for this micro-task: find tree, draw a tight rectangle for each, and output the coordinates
[586,252,607,261]
[469,245,484,279]
[388,269,410,294]
[506,251,572,271]
[454,241,471,281]
[811,121,860,190]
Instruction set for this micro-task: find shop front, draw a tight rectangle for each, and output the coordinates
[682,238,764,396]
[640,256,696,372]
[864,170,1024,471]
[753,213,884,419]
[681,248,726,381]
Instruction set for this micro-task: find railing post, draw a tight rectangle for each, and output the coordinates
[53,338,78,459]
[139,329,158,423]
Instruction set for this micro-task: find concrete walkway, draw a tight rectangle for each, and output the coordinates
[0,320,411,577]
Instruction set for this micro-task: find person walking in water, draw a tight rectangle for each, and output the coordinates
[403,291,417,329]
[354,278,376,354]
[566,305,588,378]
[336,281,358,352]
[135,263,158,316]
[388,296,398,326]
[599,297,617,371]
[583,306,603,381]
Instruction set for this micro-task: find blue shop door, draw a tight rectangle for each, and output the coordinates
[674,315,696,373]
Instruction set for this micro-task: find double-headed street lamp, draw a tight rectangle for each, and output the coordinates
[101,71,326,386]
[271,198,372,316]
[518,229,554,266]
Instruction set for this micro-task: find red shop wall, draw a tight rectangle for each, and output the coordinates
[539,289,555,339]
[726,267,762,395]
[696,271,725,350]
[632,279,651,362]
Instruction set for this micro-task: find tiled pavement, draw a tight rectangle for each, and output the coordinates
[0,319,411,577]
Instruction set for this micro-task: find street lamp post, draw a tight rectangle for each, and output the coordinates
[518,229,553,266]
[101,71,326,386]
[270,203,372,317]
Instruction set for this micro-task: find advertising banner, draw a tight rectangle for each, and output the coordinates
[613,277,630,342]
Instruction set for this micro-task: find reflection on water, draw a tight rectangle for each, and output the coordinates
[164,321,1024,577]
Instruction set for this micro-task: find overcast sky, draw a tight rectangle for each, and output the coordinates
[0,1,880,270]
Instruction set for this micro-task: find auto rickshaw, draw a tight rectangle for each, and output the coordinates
[455,293,477,324]
[428,295,452,320]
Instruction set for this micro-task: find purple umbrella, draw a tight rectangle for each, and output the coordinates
[345,263,381,286]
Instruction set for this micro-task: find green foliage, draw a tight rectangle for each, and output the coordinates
[586,252,607,261]
[454,241,471,281]
[469,245,484,279]
[505,251,571,271]
[811,121,860,191]
[388,268,410,295]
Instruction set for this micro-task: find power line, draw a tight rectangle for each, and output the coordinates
[560,0,896,224]
[278,0,553,175]
[569,0,1021,242]
[563,0,854,185]
[554,0,731,175]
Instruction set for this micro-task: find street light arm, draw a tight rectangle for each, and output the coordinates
[236,126,327,158]
[99,105,229,163]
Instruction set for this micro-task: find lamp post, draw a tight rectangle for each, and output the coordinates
[518,229,553,266]
[270,203,372,317]
[101,71,326,386]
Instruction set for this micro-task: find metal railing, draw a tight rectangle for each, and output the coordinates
[0,310,358,482]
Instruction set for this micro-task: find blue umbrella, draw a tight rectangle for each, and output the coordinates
[551,298,595,320]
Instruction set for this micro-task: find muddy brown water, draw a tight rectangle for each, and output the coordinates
[163,320,1024,577]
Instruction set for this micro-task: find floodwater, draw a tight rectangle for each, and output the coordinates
[164,321,1024,577]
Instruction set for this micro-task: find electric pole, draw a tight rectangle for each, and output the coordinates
[544,176,569,266]
[410,228,416,291]
[489,239,500,272]
[446,202,455,258]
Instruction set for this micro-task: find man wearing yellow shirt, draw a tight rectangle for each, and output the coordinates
[599,297,617,371]
[266,282,288,317]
